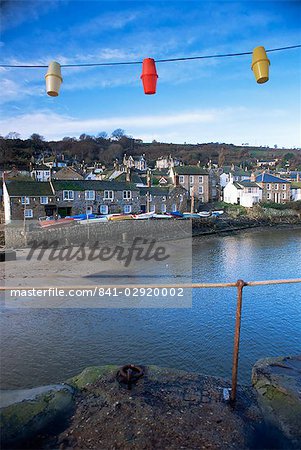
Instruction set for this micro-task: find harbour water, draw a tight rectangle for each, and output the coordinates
[1,227,300,389]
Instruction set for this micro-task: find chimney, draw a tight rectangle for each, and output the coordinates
[126,167,131,183]
[250,172,256,182]
[147,169,151,187]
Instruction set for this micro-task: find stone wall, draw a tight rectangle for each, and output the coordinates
[5,219,193,249]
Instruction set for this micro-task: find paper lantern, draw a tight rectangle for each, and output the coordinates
[251,47,270,84]
[45,61,63,96]
[141,58,158,94]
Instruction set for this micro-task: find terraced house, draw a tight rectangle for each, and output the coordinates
[254,173,291,203]
[52,180,140,216]
[3,181,56,222]
[169,166,210,203]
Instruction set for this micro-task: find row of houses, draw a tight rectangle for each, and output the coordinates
[2,157,301,221]
[3,179,189,222]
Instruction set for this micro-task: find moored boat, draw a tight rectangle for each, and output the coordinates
[38,216,75,228]
[108,214,134,221]
[132,212,155,220]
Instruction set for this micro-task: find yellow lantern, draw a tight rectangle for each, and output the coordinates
[45,61,63,96]
[251,46,270,84]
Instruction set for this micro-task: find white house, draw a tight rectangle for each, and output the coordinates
[220,166,250,188]
[223,181,262,207]
[291,182,301,201]
[31,164,51,182]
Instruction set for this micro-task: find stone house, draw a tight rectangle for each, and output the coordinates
[255,173,291,203]
[169,166,210,203]
[155,155,180,170]
[3,181,56,222]
[52,166,84,180]
[123,154,147,171]
[139,185,188,213]
[52,180,140,216]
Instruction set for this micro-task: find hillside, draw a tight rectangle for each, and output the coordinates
[0,135,300,170]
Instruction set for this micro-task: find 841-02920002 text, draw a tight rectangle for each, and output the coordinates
[9,287,185,298]
[98,287,184,297]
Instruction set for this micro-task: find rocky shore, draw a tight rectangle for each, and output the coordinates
[1,358,300,450]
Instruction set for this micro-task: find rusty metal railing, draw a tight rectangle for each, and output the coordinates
[1,277,301,403]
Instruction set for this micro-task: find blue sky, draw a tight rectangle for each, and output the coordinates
[0,0,300,147]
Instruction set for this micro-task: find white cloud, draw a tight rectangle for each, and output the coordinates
[0,108,299,148]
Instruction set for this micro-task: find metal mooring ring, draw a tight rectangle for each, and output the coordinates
[118,364,144,383]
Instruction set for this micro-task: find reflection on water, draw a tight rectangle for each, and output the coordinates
[1,228,301,389]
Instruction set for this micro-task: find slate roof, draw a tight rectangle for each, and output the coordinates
[173,166,208,175]
[32,164,50,171]
[52,180,139,191]
[5,181,54,196]
[255,173,290,183]
[222,165,249,176]
[233,181,262,190]
[139,186,170,196]
[114,172,144,184]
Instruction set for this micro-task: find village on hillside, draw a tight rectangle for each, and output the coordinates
[1,138,301,224]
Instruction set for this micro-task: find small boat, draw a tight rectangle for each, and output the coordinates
[169,211,184,218]
[198,211,211,217]
[132,212,155,220]
[66,213,96,221]
[79,216,108,224]
[38,216,75,228]
[152,213,173,219]
[211,210,224,217]
[108,214,134,221]
[182,212,201,219]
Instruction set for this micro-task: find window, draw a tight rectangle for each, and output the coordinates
[150,204,156,212]
[21,196,30,205]
[124,204,132,214]
[198,186,203,194]
[198,176,203,183]
[85,190,95,200]
[189,175,194,184]
[104,190,114,200]
[45,171,50,176]
[179,194,183,203]
[162,196,166,202]
[282,184,286,190]
[266,184,271,190]
[282,193,286,199]
[199,196,204,203]
[267,193,271,200]
[274,184,278,190]
[123,190,132,200]
[99,205,108,214]
[247,188,252,193]
[63,190,74,200]
[172,204,177,212]
[161,204,167,213]
[179,175,184,183]
[24,209,33,218]
[40,196,48,204]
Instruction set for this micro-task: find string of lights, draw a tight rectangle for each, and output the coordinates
[0,44,300,68]
[1,44,300,96]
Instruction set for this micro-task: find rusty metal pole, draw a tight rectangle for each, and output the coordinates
[231,279,246,403]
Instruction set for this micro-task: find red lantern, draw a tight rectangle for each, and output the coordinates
[141,58,158,95]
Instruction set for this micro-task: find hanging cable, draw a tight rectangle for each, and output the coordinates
[0,44,300,68]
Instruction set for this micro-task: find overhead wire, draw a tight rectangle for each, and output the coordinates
[0,44,300,68]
